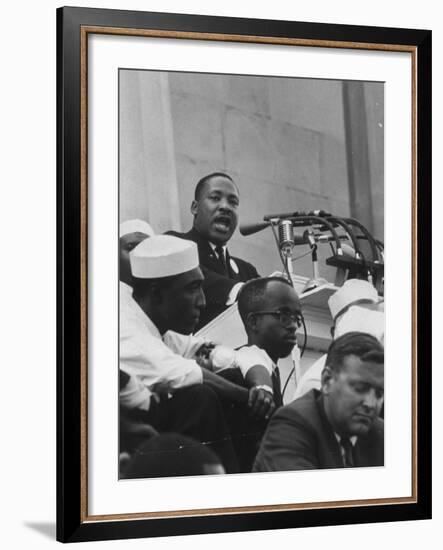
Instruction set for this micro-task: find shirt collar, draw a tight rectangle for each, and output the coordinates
[334,433,358,446]
[209,242,227,254]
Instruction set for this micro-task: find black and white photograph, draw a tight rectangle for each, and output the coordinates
[1,0,436,546]
[52,4,431,544]
[118,68,385,479]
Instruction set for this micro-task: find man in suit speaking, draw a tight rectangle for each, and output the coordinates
[253,331,384,471]
[168,172,259,328]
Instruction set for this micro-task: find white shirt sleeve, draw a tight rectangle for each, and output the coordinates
[119,371,152,411]
[235,346,273,378]
[120,319,203,392]
[163,331,206,358]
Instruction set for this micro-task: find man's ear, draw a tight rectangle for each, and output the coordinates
[191,200,198,217]
[246,312,259,333]
[321,366,334,394]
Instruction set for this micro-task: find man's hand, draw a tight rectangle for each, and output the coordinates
[248,387,275,420]
[194,342,216,370]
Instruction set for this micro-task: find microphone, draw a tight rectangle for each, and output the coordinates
[278,220,294,258]
[239,221,270,236]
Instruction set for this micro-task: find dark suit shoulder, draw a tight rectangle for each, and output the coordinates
[253,390,325,472]
[277,390,323,426]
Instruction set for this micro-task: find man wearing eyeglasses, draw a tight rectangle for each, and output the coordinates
[236,277,303,415]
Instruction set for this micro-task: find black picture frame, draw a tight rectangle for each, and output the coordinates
[57,6,432,543]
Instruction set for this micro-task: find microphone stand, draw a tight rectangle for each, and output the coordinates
[302,230,329,292]
[240,212,384,293]
[326,216,370,283]
[269,215,340,291]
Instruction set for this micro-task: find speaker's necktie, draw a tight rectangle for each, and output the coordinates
[215,245,228,275]
[340,436,355,467]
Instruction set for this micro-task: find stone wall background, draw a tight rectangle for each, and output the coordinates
[120,70,383,281]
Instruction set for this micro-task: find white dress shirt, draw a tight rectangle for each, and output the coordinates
[119,281,153,410]
[119,372,153,411]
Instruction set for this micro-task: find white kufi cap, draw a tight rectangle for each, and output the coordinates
[130,235,199,279]
[119,219,155,238]
[328,279,379,321]
[334,306,384,344]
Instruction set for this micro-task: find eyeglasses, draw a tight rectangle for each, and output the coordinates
[252,310,304,328]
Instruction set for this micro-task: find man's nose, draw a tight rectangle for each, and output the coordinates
[218,196,233,211]
[196,288,206,309]
[362,389,378,409]
[285,316,298,331]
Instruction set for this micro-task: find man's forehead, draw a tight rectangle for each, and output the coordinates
[174,267,204,285]
[203,177,239,196]
[263,281,301,310]
[341,354,384,378]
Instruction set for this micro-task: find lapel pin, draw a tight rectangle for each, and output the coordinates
[230,258,239,274]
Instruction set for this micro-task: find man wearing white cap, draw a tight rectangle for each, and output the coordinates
[120,219,155,312]
[119,219,156,409]
[121,234,266,472]
[120,219,155,284]
[120,219,210,363]
[119,221,239,472]
[293,278,384,399]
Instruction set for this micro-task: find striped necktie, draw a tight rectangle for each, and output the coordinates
[340,436,355,467]
[215,245,228,275]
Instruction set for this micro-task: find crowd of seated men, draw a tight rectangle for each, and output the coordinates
[119,172,384,479]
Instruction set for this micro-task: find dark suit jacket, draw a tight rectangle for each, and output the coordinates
[253,389,384,472]
[167,227,259,328]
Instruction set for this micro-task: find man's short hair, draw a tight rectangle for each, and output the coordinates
[194,172,236,200]
[237,276,292,325]
[325,331,384,373]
